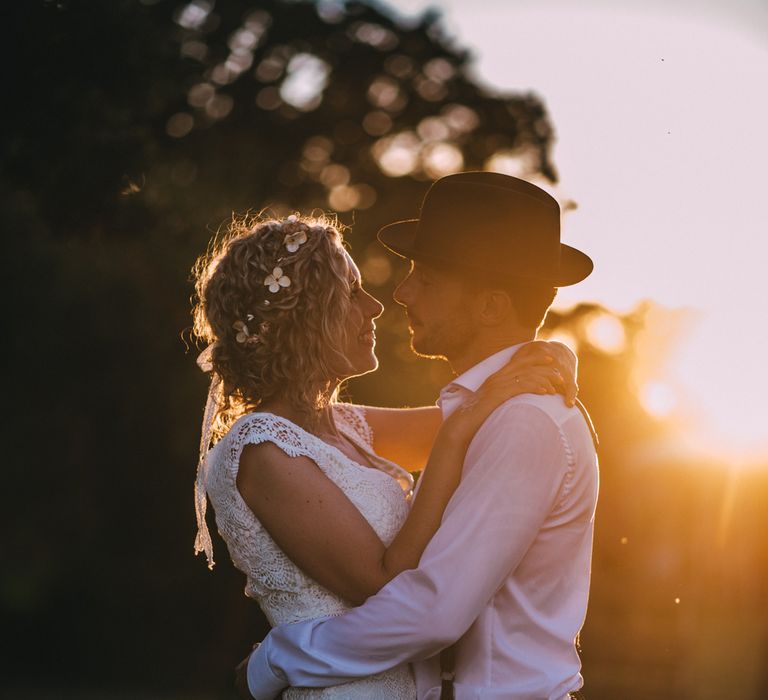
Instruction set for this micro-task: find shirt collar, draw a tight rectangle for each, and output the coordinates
[437,342,528,419]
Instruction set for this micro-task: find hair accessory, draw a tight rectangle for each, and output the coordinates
[264,266,291,292]
[254,217,313,297]
[284,229,307,252]
[233,319,258,345]
[233,316,269,345]
[194,343,219,569]
[196,343,215,372]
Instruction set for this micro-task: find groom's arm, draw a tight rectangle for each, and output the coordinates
[246,402,569,699]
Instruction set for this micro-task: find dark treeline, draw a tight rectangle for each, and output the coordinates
[2,1,767,698]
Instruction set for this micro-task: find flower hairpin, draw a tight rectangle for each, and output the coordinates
[233,314,264,345]
[259,216,312,294]
[264,266,291,293]
[284,230,307,253]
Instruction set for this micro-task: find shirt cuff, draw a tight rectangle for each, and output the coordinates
[246,640,288,700]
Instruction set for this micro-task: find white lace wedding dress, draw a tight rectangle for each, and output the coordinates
[204,403,417,699]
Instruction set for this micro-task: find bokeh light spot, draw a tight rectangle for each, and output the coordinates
[349,22,399,50]
[417,116,450,142]
[441,104,479,134]
[384,54,415,79]
[368,76,406,111]
[187,82,215,108]
[229,28,260,54]
[255,54,284,82]
[414,75,447,102]
[583,312,627,354]
[372,131,420,177]
[280,54,330,111]
[175,0,212,30]
[244,9,271,33]
[328,185,360,211]
[224,51,254,77]
[361,253,393,286]
[166,112,194,138]
[354,184,377,209]
[204,94,233,120]
[255,87,282,111]
[180,39,208,62]
[424,57,455,82]
[303,136,333,161]
[485,149,538,178]
[316,0,345,24]
[421,142,463,178]
[640,381,677,418]
[319,164,350,188]
[362,111,393,136]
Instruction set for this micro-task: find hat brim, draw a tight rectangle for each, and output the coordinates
[378,219,593,287]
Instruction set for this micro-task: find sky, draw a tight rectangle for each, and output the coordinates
[385,0,768,460]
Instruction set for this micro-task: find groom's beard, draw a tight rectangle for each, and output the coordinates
[409,311,477,361]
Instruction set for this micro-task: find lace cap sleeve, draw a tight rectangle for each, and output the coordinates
[333,402,374,448]
[224,412,311,470]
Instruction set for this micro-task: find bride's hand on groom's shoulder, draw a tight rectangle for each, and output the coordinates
[456,341,578,431]
[506,340,578,406]
[444,344,577,442]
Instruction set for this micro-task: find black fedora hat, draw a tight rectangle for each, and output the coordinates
[377,171,593,286]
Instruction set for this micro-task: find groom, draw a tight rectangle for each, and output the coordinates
[242,172,599,699]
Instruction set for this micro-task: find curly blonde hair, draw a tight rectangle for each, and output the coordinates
[192,213,353,438]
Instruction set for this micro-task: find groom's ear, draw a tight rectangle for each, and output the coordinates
[474,287,516,327]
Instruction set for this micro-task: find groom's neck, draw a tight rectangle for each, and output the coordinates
[448,329,536,376]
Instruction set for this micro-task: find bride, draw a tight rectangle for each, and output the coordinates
[191,213,576,698]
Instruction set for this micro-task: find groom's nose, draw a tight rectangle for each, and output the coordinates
[393,268,415,308]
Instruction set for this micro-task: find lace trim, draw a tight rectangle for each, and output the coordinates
[332,402,374,447]
[333,403,413,493]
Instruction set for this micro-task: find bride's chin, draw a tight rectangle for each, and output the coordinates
[353,352,379,376]
[336,352,379,381]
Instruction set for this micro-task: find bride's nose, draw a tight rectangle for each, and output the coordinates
[365,290,384,319]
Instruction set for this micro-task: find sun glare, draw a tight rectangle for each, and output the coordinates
[583,312,626,354]
[639,381,676,418]
[671,316,768,464]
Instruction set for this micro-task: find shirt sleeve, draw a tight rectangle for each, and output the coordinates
[247,401,571,699]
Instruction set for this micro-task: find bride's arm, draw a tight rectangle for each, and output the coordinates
[236,360,565,606]
[357,340,578,472]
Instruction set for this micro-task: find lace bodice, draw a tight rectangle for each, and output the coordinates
[203,403,417,698]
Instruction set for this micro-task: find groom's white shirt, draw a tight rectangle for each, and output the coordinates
[247,344,599,699]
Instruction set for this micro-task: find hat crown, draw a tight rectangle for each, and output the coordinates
[378,171,593,286]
